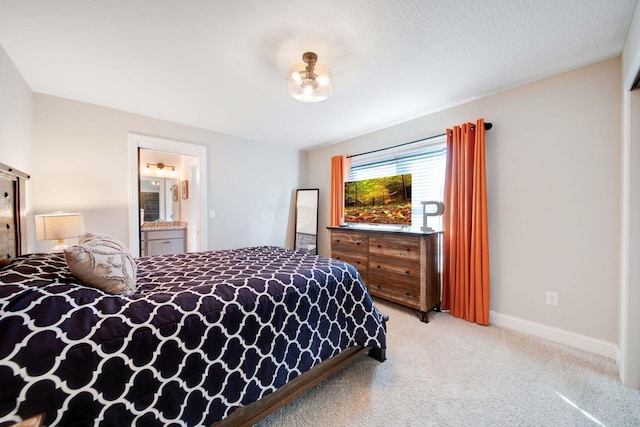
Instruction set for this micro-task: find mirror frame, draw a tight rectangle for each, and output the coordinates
[294,188,319,254]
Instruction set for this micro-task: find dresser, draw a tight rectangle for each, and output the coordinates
[328,226,442,322]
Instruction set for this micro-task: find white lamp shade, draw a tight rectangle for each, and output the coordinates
[287,61,332,102]
[35,212,85,242]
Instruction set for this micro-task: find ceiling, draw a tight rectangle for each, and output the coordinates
[0,0,636,150]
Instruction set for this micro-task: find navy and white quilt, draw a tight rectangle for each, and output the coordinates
[0,246,387,426]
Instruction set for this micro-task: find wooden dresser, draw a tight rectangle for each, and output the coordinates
[328,226,442,322]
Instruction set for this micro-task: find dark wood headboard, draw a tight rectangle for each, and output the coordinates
[0,162,30,266]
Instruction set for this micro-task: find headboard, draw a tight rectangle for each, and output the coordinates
[0,162,29,266]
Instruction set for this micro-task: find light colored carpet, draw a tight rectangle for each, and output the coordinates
[256,299,640,426]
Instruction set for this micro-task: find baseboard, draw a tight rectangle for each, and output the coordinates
[490,310,619,360]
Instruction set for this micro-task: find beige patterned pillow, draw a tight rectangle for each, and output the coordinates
[64,232,137,295]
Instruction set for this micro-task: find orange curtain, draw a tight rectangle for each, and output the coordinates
[330,155,351,226]
[442,118,490,325]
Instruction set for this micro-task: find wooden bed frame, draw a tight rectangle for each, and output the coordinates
[0,162,29,266]
[215,346,386,426]
[0,162,387,427]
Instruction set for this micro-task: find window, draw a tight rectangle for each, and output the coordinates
[349,137,446,230]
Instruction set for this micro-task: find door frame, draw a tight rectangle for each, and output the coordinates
[128,133,208,256]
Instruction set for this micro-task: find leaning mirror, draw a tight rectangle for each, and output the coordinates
[294,189,319,254]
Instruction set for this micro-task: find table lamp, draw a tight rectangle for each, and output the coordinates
[35,211,85,252]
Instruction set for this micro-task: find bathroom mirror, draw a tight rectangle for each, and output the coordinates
[139,177,180,222]
[294,189,319,254]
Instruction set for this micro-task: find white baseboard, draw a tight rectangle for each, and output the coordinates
[490,310,619,361]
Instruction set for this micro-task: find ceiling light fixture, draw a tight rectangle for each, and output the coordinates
[287,52,332,102]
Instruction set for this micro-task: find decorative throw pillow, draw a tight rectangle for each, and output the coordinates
[64,232,137,295]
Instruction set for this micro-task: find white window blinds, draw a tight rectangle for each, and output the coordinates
[349,139,446,230]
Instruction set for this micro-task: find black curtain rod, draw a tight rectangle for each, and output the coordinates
[347,122,493,159]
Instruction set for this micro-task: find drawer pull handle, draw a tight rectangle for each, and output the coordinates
[405,292,410,296]
[336,239,340,243]
[405,270,410,274]
[377,265,381,269]
[356,242,360,245]
[356,261,360,265]
[336,257,341,260]
[377,244,382,248]
[406,248,411,252]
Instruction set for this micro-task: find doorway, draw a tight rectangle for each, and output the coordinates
[128,133,208,256]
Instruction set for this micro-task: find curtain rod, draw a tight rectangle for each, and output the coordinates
[347,122,493,159]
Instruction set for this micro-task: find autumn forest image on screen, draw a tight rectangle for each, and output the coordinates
[344,174,412,225]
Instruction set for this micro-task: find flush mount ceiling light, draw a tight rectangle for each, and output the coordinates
[287,52,332,102]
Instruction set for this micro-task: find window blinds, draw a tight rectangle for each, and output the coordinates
[349,143,446,229]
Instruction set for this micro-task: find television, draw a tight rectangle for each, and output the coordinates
[344,174,412,226]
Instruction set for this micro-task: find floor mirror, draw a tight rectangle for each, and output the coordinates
[294,188,319,254]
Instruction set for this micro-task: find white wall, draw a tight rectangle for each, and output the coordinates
[620,1,640,389]
[0,45,32,173]
[0,44,34,251]
[32,94,305,252]
[308,58,622,346]
[623,90,640,389]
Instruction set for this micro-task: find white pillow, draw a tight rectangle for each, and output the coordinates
[64,232,137,295]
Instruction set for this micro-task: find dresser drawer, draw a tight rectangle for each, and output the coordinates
[332,251,368,278]
[368,278,420,310]
[369,234,420,260]
[144,229,185,240]
[331,231,368,254]
[369,255,420,287]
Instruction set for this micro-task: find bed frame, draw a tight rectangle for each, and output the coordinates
[0,162,29,266]
[0,162,387,426]
[215,346,386,426]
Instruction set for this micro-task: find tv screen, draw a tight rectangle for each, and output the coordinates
[344,174,412,225]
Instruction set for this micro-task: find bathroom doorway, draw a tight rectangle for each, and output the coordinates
[128,133,208,257]
[138,149,198,256]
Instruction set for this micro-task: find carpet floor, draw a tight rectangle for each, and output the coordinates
[256,299,640,426]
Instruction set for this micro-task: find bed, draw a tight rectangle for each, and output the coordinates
[0,244,387,426]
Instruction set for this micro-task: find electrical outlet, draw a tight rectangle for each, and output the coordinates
[546,291,559,306]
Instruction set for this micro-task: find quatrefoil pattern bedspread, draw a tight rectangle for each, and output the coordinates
[0,246,387,426]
